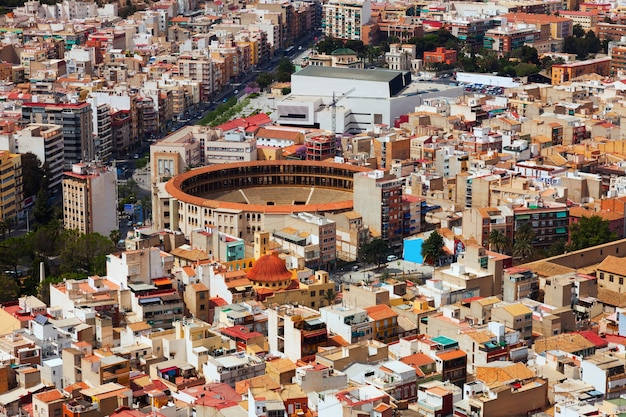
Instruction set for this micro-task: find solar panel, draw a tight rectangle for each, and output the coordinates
[34,314,49,325]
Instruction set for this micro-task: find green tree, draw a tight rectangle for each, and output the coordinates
[255,72,274,89]
[573,24,586,38]
[277,58,295,74]
[567,215,617,252]
[38,273,80,305]
[0,272,20,303]
[359,239,390,268]
[21,152,47,199]
[488,229,510,254]
[322,288,338,307]
[514,63,540,77]
[513,222,536,262]
[513,239,535,261]
[515,222,536,243]
[109,229,122,246]
[60,232,115,276]
[33,186,53,225]
[0,236,32,279]
[422,230,445,266]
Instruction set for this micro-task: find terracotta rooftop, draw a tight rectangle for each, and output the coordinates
[534,333,596,354]
[364,304,398,321]
[34,389,65,403]
[475,363,536,388]
[246,252,292,283]
[597,255,626,275]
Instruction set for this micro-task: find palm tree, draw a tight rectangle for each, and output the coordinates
[513,240,535,261]
[488,229,510,254]
[322,288,338,307]
[515,222,536,243]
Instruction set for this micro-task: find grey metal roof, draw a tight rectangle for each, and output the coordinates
[295,66,405,83]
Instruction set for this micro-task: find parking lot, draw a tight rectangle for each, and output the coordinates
[459,82,505,96]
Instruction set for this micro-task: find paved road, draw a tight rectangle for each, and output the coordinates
[334,260,434,286]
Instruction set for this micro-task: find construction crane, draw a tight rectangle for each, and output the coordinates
[330,87,355,137]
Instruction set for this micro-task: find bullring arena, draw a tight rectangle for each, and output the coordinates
[156,160,372,240]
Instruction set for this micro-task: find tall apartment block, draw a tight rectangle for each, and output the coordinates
[322,0,372,41]
[62,162,117,236]
[0,151,22,222]
[22,101,93,166]
[353,170,403,252]
[14,124,64,195]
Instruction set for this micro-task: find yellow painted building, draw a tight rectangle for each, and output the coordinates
[551,57,611,85]
[0,151,22,222]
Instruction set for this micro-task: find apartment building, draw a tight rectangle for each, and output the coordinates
[89,100,113,162]
[581,352,626,399]
[457,377,548,417]
[0,151,22,222]
[596,255,626,292]
[491,303,533,341]
[551,57,612,85]
[558,10,598,31]
[22,101,93,165]
[419,335,468,387]
[502,13,572,40]
[462,206,514,249]
[81,354,130,387]
[305,132,336,160]
[502,267,539,302]
[268,305,328,362]
[423,47,457,66]
[364,305,399,344]
[484,24,540,55]
[62,383,132,417]
[62,162,117,236]
[353,170,403,252]
[178,54,213,103]
[597,22,626,41]
[272,213,336,270]
[322,0,372,41]
[14,124,63,195]
[203,352,265,388]
[448,17,498,49]
[513,200,569,250]
[385,44,420,73]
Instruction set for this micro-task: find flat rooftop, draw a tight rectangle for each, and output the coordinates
[295,66,407,83]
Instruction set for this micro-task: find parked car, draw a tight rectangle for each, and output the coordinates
[387,255,399,262]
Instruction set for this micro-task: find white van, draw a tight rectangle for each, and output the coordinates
[387,255,398,262]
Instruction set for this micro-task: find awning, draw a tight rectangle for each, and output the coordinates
[139,297,161,305]
[153,278,172,286]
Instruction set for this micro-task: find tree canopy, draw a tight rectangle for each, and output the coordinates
[513,222,536,262]
[21,152,47,199]
[422,231,445,266]
[563,25,602,59]
[359,239,390,267]
[567,215,617,252]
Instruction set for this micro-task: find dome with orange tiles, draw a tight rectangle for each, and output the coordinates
[247,251,293,289]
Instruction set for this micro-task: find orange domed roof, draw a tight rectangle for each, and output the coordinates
[247,252,293,282]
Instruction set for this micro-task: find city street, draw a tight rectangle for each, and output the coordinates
[333,260,434,287]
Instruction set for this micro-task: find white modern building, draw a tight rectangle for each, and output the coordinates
[14,124,64,194]
[319,305,374,344]
[276,66,464,134]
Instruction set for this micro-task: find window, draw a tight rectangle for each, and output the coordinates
[610,275,615,282]
[200,304,206,310]
[600,272,605,280]
[310,291,316,297]
[620,277,624,285]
